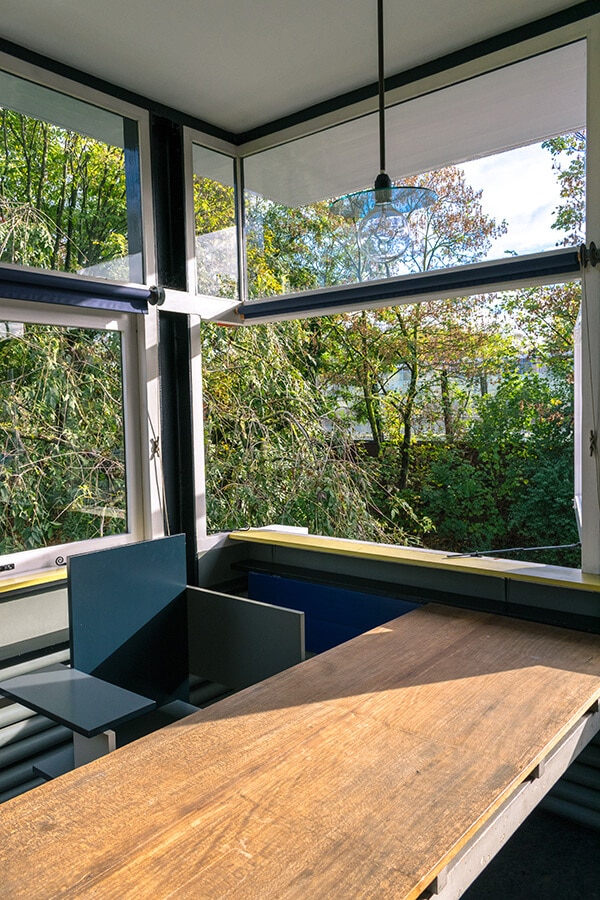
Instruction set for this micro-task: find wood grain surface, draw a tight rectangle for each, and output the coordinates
[1,604,600,899]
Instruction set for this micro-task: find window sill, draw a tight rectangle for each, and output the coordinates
[0,568,68,596]
[228,529,600,593]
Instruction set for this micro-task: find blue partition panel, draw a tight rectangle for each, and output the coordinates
[68,535,188,704]
[247,572,419,654]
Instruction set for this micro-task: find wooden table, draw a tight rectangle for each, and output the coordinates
[1,605,600,899]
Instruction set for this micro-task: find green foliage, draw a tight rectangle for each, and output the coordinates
[0,108,128,273]
[201,319,426,543]
[417,446,504,550]
[193,176,238,298]
[0,324,126,553]
[413,371,578,565]
[245,195,361,297]
[499,282,580,380]
[541,132,585,246]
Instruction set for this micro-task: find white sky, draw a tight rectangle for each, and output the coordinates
[461,142,563,259]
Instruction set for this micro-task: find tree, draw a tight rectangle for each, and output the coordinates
[200,318,431,542]
[542,131,586,247]
[0,109,133,556]
[318,166,509,488]
[193,176,238,298]
[0,323,126,552]
[0,108,128,274]
[500,132,585,379]
[415,133,586,561]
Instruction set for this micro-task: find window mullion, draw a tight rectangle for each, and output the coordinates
[580,20,600,574]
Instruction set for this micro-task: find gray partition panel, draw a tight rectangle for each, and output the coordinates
[187,587,305,691]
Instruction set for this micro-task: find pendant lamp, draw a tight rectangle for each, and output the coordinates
[330,0,436,263]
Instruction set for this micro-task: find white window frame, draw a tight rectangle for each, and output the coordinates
[0,297,151,576]
[184,14,600,571]
[0,48,157,290]
[0,55,164,579]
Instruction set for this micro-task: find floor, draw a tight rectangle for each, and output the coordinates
[463,809,600,900]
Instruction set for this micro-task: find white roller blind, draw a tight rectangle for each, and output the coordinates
[245,41,586,207]
[0,68,125,147]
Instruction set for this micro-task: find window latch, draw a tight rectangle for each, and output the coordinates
[580,242,598,268]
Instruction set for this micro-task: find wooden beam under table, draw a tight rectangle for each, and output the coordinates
[1,605,600,900]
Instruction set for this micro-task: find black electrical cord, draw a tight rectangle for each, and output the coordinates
[447,542,581,559]
[377,0,386,174]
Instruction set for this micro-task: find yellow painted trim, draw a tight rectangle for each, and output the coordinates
[229,530,600,593]
[0,568,67,595]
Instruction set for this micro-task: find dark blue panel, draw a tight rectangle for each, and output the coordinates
[305,620,362,654]
[247,572,419,654]
[0,265,150,313]
[68,535,188,703]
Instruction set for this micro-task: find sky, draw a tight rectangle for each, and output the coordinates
[461,142,563,259]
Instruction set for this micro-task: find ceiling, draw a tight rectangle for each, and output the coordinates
[0,0,587,136]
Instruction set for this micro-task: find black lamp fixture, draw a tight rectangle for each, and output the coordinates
[330,0,437,263]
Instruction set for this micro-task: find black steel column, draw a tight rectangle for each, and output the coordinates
[150,114,197,583]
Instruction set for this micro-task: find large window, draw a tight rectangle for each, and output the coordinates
[0,68,144,282]
[0,299,143,574]
[242,42,585,302]
[202,277,579,567]
[201,44,586,566]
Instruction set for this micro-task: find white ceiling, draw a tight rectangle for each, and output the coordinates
[0,0,585,135]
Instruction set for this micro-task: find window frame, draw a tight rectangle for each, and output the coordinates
[0,55,163,582]
[183,130,241,313]
[184,15,600,572]
[0,296,148,576]
[0,47,157,289]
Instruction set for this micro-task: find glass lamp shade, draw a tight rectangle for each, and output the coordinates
[357,201,411,263]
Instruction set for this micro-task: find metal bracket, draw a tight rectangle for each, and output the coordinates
[580,242,599,268]
[148,285,166,306]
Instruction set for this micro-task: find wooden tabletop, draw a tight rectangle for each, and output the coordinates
[1,604,600,899]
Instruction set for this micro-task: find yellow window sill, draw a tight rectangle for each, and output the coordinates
[0,568,68,595]
[229,529,600,593]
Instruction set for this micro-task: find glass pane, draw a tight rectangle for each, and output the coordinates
[0,321,127,552]
[244,132,585,298]
[243,42,585,300]
[202,281,579,568]
[193,144,238,299]
[0,69,141,281]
